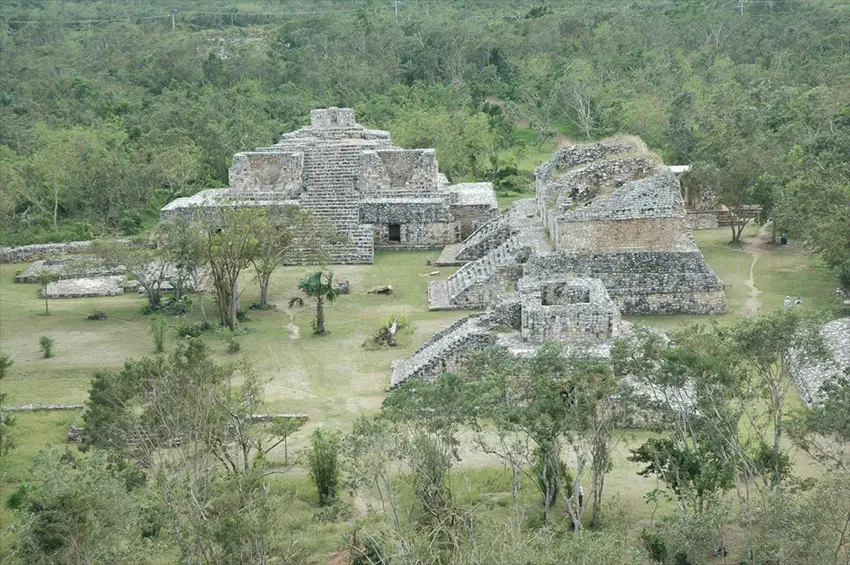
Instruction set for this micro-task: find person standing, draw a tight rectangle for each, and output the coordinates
[784,296,792,310]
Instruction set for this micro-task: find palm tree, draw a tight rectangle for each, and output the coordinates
[288,271,339,336]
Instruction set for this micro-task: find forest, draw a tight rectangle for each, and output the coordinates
[0,0,849,564]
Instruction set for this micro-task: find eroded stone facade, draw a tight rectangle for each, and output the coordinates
[162,108,498,264]
[392,276,620,389]
[429,138,726,316]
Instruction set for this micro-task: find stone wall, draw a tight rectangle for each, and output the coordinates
[390,314,494,388]
[228,151,303,195]
[0,241,94,264]
[558,217,694,253]
[789,318,850,407]
[519,277,620,342]
[359,149,440,198]
[686,210,719,230]
[525,252,726,315]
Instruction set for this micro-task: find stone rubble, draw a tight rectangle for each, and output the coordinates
[789,317,850,407]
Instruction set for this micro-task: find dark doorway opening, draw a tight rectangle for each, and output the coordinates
[388,223,401,242]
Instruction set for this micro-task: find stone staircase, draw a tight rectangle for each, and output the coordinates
[454,214,512,262]
[389,314,493,389]
[300,143,374,263]
[429,234,528,310]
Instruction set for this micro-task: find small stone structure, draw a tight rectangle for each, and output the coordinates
[789,317,850,407]
[162,108,498,264]
[42,276,126,299]
[391,275,621,389]
[429,138,726,316]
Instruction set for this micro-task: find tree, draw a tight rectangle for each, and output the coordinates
[156,214,206,303]
[89,239,168,312]
[36,270,58,315]
[288,271,339,336]
[8,449,146,564]
[202,208,262,330]
[82,340,302,563]
[307,428,341,506]
[0,353,15,460]
[250,207,332,309]
[730,310,826,485]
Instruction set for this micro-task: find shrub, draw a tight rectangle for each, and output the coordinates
[39,336,54,358]
[175,320,206,339]
[149,315,167,353]
[641,530,668,564]
[87,310,108,321]
[307,428,341,506]
[371,313,409,347]
[215,327,241,354]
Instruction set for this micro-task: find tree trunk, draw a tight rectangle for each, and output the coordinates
[229,279,238,330]
[52,181,59,232]
[259,274,270,308]
[315,296,325,335]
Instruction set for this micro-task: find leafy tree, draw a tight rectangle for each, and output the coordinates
[8,449,146,565]
[288,271,339,336]
[89,239,168,312]
[81,340,302,563]
[202,208,262,330]
[250,207,332,309]
[38,336,54,359]
[36,270,58,315]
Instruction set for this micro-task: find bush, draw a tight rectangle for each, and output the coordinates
[175,320,206,339]
[215,327,241,354]
[87,310,108,321]
[39,336,54,358]
[641,530,668,564]
[149,315,167,353]
[307,428,341,506]
[370,313,409,347]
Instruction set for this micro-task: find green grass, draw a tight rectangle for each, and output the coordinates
[0,225,844,563]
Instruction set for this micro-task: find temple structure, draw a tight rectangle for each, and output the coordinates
[162,108,498,264]
[429,138,726,315]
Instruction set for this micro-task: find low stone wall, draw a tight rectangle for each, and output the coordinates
[686,210,719,230]
[0,241,94,264]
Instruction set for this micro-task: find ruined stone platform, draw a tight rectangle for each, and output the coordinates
[42,276,125,298]
[790,317,850,406]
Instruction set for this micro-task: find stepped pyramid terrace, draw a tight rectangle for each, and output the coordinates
[161,107,498,264]
[429,138,726,316]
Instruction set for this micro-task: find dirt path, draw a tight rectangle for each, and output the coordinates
[272,301,300,340]
[736,224,773,317]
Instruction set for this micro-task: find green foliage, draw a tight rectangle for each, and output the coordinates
[174,318,206,339]
[36,270,58,315]
[9,449,147,564]
[289,271,339,336]
[148,314,167,353]
[0,353,15,460]
[307,428,341,506]
[38,336,53,358]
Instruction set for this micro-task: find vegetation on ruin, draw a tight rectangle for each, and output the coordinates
[1,0,849,563]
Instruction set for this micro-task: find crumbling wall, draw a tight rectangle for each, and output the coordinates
[229,152,303,195]
[359,149,439,198]
[525,252,726,315]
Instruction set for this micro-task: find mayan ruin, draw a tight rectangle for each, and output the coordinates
[162,107,498,264]
[428,138,726,316]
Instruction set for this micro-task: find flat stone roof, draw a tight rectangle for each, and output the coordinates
[444,182,498,207]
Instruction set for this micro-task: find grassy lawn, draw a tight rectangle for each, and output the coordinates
[0,222,843,562]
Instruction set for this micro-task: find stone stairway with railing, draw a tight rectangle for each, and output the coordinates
[389,313,493,389]
[428,234,529,310]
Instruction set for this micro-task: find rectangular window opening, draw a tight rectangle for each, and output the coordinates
[388,223,401,242]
